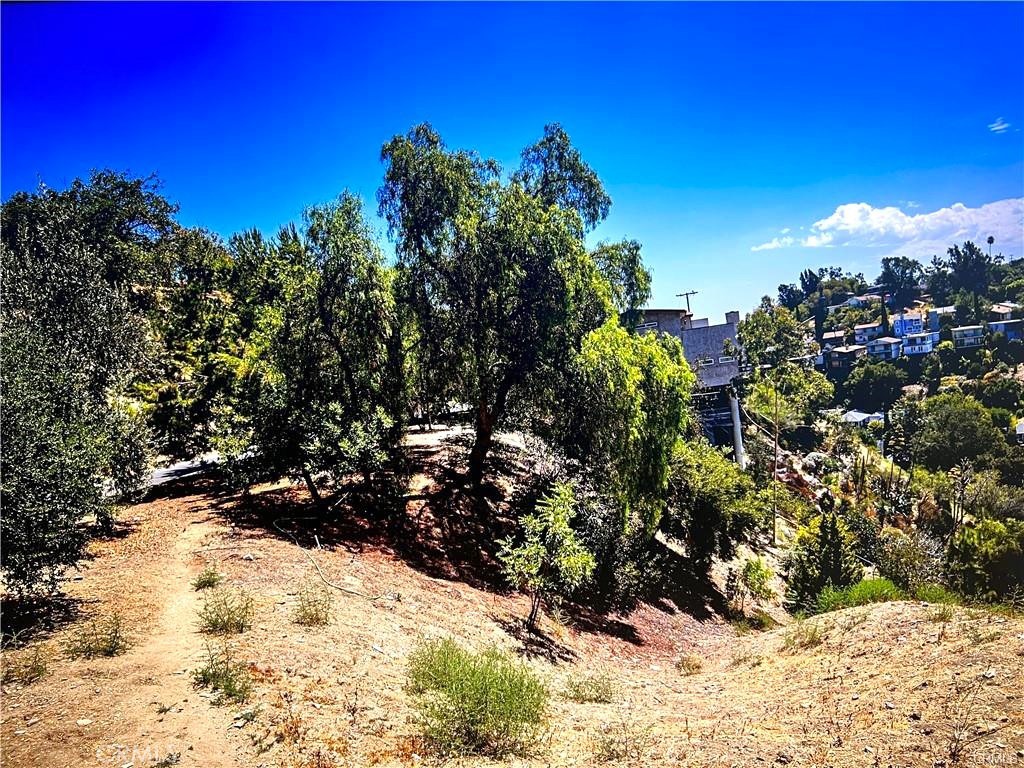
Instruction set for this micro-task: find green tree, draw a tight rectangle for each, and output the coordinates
[222,194,402,502]
[746,362,834,427]
[379,124,612,487]
[592,239,651,328]
[946,518,1024,601]
[737,297,804,368]
[663,439,764,574]
[877,256,923,308]
[916,392,1008,471]
[845,359,907,428]
[784,513,864,611]
[497,482,596,630]
[1,172,169,591]
[547,321,694,603]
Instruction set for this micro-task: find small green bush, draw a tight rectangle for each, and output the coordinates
[406,637,548,756]
[563,672,616,703]
[65,613,130,658]
[198,587,254,634]
[946,518,1024,601]
[192,642,251,705]
[814,578,903,614]
[192,566,222,591]
[914,583,960,605]
[293,581,333,626]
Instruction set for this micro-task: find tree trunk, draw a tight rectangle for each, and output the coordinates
[468,399,496,488]
[301,465,324,509]
[526,591,542,632]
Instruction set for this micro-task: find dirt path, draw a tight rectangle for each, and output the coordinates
[2,491,254,768]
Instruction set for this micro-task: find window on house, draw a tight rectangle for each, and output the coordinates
[718,355,736,364]
[699,358,715,367]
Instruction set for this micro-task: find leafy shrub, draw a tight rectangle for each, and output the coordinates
[406,637,548,756]
[65,613,130,658]
[946,519,1024,601]
[914,583,960,604]
[198,588,254,634]
[293,581,333,626]
[192,566,222,591]
[732,608,777,633]
[784,513,863,611]
[814,578,902,613]
[876,527,943,591]
[498,482,595,630]
[563,672,616,703]
[192,642,251,704]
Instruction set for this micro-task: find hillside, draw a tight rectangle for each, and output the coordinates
[2,434,1022,768]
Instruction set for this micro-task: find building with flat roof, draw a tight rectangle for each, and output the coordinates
[866,336,903,360]
[989,318,1023,341]
[854,321,883,345]
[828,344,866,372]
[952,325,984,349]
[903,331,939,355]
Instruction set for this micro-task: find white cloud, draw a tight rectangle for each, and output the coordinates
[751,236,795,251]
[780,227,791,235]
[751,198,1024,257]
[989,117,1011,133]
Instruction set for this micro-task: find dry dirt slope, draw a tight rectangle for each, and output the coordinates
[2,478,1023,768]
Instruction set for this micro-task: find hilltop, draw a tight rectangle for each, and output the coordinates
[2,433,1021,768]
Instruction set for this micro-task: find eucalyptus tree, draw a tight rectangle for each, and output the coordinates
[379,124,613,487]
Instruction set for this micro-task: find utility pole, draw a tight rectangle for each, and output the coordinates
[675,290,699,314]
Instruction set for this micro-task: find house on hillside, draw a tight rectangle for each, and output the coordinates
[854,321,883,345]
[989,318,1023,341]
[866,336,903,361]
[847,294,882,308]
[841,409,883,427]
[828,344,866,372]
[990,302,1021,322]
[1016,420,1024,445]
[821,329,847,349]
[928,305,956,331]
[891,310,923,337]
[903,331,940,355]
[952,325,985,349]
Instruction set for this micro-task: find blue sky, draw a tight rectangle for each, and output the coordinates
[3,2,1022,321]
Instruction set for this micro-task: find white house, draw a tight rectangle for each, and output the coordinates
[891,310,923,337]
[928,305,956,331]
[903,331,939,355]
[848,294,882,308]
[854,321,883,345]
[866,336,903,360]
[952,325,985,349]
[841,409,883,427]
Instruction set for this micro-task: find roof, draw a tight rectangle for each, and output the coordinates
[953,325,984,331]
[905,331,936,340]
[895,310,922,319]
[854,321,881,330]
[931,305,956,313]
[991,318,1023,326]
[822,330,846,339]
[869,336,902,344]
[841,409,883,423]
[831,344,866,353]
